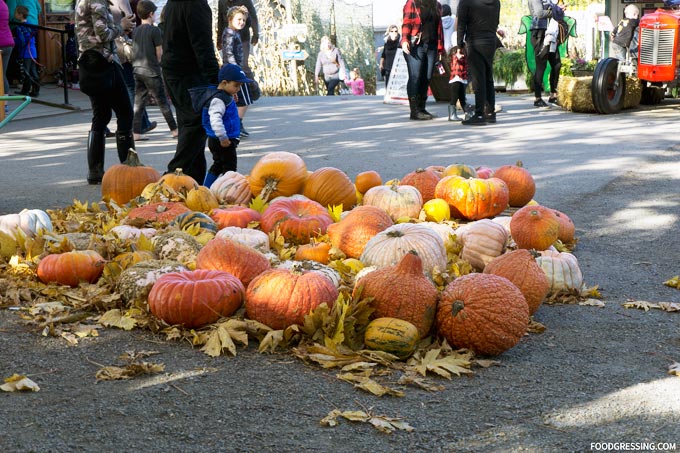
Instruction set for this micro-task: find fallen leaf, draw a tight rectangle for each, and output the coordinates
[397,372,446,392]
[95,362,165,381]
[320,409,414,434]
[527,318,546,333]
[669,362,680,376]
[408,348,473,379]
[1,374,40,392]
[663,276,680,289]
[337,371,404,397]
[579,298,605,308]
[99,309,137,331]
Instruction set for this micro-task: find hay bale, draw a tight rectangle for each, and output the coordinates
[557,76,595,112]
[558,75,643,113]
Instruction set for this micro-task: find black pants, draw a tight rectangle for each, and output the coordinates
[449,81,467,108]
[89,62,133,133]
[207,137,238,175]
[133,73,177,134]
[531,30,562,97]
[466,38,496,117]
[323,75,341,96]
[162,71,209,183]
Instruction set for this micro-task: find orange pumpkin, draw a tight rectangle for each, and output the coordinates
[424,165,446,178]
[159,168,199,195]
[126,202,191,224]
[484,249,550,315]
[354,251,438,338]
[510,205,559,250]
[302,167,357,210]
[260,197,333,244]
[493,163,536,207]
[400,168,440,202]
[102,149,161,205]
[210,171,253,206]
[355,170,383,194]
[552,209,576,244]
[248,151,308,201]
[245,268,339,330]
[435,176,509,220]
[327,205,393,259]
[210,206,261,229]
[436,273,529,356]
[294,242,332,264]
[196,237,271,287]
[37,250,106,287]
[148,269,245,328]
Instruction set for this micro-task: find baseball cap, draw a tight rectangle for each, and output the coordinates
[218,64,253,83]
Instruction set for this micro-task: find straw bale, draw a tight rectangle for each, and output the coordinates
[557,75,642,113]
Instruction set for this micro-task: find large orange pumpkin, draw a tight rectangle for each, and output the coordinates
[327,205,393,258]
[260,196,333,244]
[245,268,339,330]
[484,249,550,315]
[196,237,271,286]
[436,273,530,356]
[434,176,509,220]
[302,167,357,210]
[248,151,308,201]
[159,168,199,195]
[552,209,576,244]
[210,206,261,229]
[37,250,106,287]
[102,149,161,205]
[354,251,438,338]
[493,163,536,207]
[126,202,191,224]
[400,168,440,202]
[510,205,560,250]
[355,170,382,194]
[148,269,245,328]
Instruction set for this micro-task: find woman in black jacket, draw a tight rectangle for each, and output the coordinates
[380,25,400,88]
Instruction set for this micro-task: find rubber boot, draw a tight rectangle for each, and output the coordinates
[115,130,135,163]
[409,96,430,120]
[29,81,40,97]
[448,104,460,121]
[417,95,434,119]
[87,130,106,185]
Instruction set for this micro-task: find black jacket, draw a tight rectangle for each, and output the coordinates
[160,0,219,83]
[457,0,500,47]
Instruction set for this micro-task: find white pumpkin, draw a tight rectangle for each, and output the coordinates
[0,209,52,237]
[362,183,423,221]
[110,225,157,240]
[215,226,270,252]
[455,219,508,271]
[536,250,584,292]
[210,171,253,205]
[419,221,456,248]
[359,223,447,276]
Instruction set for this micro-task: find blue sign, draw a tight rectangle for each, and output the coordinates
[281,50,309,60]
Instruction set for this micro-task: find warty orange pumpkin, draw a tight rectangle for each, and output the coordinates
[400,168,440,202]
[510,205,560,251]
[436,273,530,356]
[327,205,393,259]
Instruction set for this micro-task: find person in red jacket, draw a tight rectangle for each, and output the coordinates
[401,0,445,121]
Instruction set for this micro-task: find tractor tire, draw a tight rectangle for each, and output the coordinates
[592,57,625,114]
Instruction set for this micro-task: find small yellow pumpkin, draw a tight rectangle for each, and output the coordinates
[185,186,219,213]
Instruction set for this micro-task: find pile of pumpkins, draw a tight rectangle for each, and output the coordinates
[0,150,585,359]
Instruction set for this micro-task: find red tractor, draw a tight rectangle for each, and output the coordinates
[592,7,679,113]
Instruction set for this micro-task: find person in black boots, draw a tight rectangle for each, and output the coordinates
[528,0,558,108]
[75,0,137,184]
[401,0,445,121]
[457,0,501,125]
[161,0,219,184]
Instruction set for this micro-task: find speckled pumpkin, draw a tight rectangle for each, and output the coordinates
[436,273,530,356]
[148,269,245,328]
[327,205,393,259]
[260,196,333,244]
[354,251,438,338]
[484,249,550,315]
[245,268,339,330]
[434,176,509,220]
[126,202,191,224]
[510,205,560,251]
[196,237,271,287]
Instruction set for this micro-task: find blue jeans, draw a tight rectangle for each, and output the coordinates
[404,41,436,98]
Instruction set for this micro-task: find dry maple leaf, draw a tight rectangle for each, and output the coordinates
[95,362,165,381]
[99,309,138,331]
[337,371,405,397]
[320,409,414,434]
[407,348,473,379]
[200,319,249,357]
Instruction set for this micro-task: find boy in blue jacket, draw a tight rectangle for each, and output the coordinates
[191,64,252,187]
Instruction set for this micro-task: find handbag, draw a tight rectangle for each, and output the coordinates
[77,49,115,97]
[115,36,134,64]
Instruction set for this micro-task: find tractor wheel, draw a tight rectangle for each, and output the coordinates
[592,57,625,114]
[640,84,665,105]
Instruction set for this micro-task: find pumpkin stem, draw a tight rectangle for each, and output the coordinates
[451,300,465,317]
[528,249,541,259]
[397,250,423,275]
[385,230,405,238]
[260,177,279,202]
[124,149,144,167]
[516,160,524,168]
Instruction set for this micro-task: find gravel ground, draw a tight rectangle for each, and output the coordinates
[1,94,679,452]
